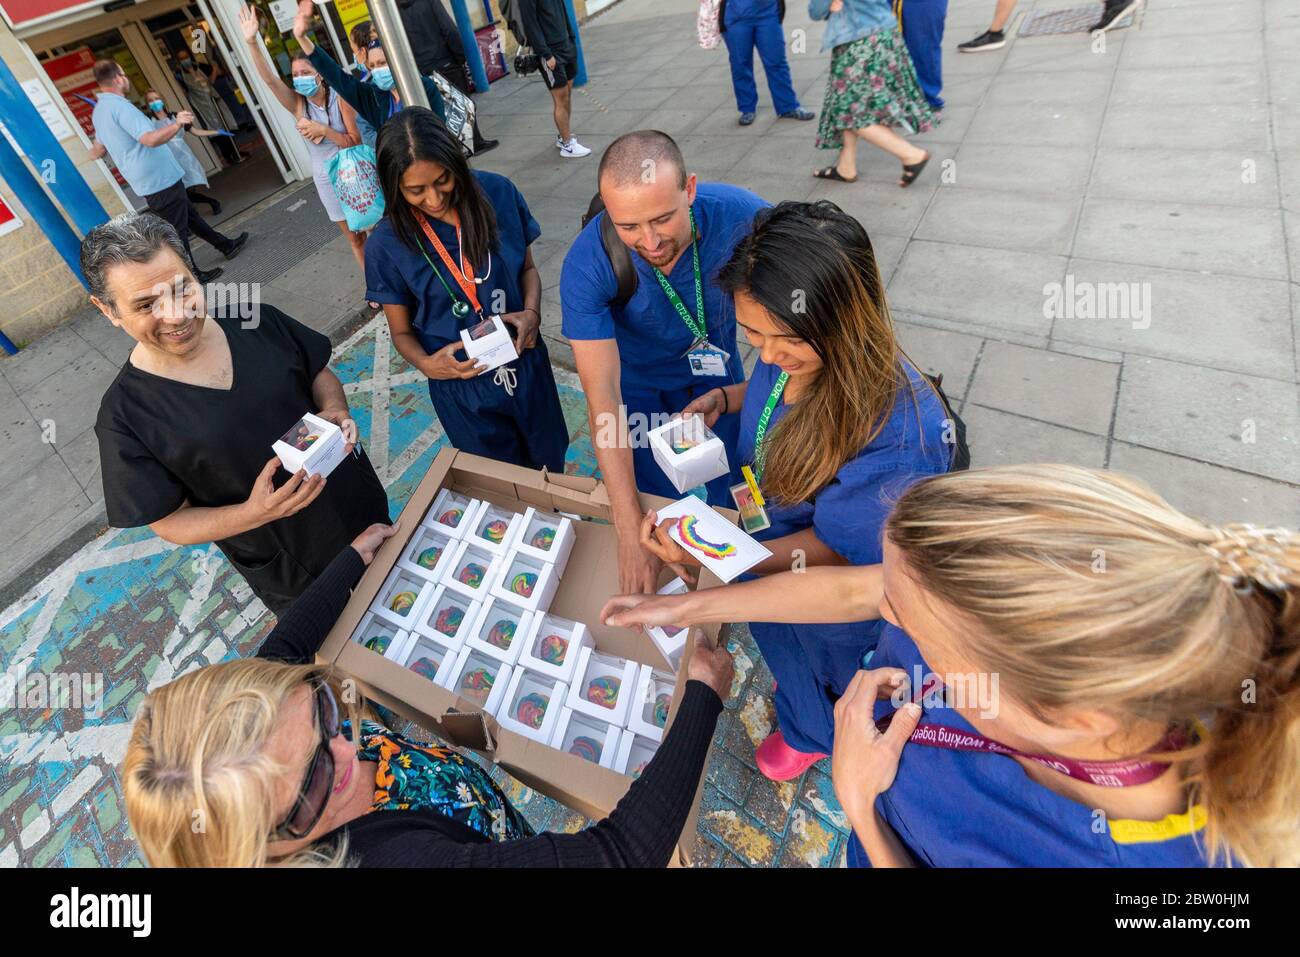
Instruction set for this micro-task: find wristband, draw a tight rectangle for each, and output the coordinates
[717,387,728,415]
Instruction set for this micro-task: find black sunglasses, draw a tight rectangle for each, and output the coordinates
[271,681,342,841]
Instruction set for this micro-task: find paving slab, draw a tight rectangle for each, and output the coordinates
[1090,148,1279,208]
[961,403,1108,467]
[1115,356,1300,482]
[967,340,1119,434]
[1051,258,1295,380]
[1073,198,1288,280]
[915,187,1080,255]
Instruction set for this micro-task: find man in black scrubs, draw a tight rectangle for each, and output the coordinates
[84,212,391,614]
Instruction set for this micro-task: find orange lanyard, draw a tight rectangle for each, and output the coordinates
[416,214,482,316]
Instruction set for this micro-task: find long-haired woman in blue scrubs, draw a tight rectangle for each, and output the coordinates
[639,200,959,781]
[364,108,568,469]
[605,464,1300,867]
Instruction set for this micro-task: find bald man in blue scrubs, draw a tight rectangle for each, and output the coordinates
[562,131,768,594]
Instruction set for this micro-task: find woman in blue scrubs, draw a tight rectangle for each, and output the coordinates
[364,108,567,469]
[639,200,957,781]
[604,464,1300,867]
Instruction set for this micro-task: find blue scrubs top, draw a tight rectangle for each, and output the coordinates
[738,358,952,755]
[560,182,767,397]
[365,169,540,353]
[363,169,567,472]
[850,623,1214,867]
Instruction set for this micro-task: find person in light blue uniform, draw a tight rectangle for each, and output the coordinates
[603,464,1296,868]
[643,200,955,780]
[720,0,815,125]
[562,131,767,594]
[364,108,567,470]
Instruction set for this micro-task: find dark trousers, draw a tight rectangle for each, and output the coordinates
[143,178,233,268]
[900,0,948,110]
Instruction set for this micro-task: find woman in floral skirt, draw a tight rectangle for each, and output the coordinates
[809,0,935,186]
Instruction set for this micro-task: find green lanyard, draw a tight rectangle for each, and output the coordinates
[752,370,789,484]
[417,236,476,321]
[651,207,708,344]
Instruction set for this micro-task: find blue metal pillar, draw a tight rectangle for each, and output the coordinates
[0,55,109,237]
[449,0,491,92]
[563,0,587,86]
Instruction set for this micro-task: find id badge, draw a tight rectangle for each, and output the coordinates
[730,481,771,533]
[688,343,729,377]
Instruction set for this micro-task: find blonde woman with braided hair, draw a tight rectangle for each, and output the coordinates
[603,464,1300,867]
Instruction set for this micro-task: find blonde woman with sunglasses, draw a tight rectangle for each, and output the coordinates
[123,524,733,867]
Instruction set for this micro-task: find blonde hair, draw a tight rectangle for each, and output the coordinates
[122,658,363,867]
[886,464,1300,868]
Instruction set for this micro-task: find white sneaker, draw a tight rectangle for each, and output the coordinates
[555,135,565,149]
[559,137,591,158]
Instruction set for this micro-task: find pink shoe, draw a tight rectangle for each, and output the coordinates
[755,730,826,782]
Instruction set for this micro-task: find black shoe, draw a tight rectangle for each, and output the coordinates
[209,199,222,215]
[1091,0,1138,32]
[472,137,500,156]
[196,266,224,284]
[958,29,1006,52]
[739,111,756,126]
[778,108,815,121]
[222,232,249,261]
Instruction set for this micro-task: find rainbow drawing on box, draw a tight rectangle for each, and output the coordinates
[653,692,672,728]
[416,545,443,569]
[457,562,486,587]
[486,618,516,649]
[389,590,417,615]
[482,519,509,543]
[459,667,495,702]
[434,606,464,637]
[510,572,537,598]
[586,675,620,709]
[410,656,441,680]
[675,514,736,559]
[438,507,464,528]
[515,692,549,729]
[538,633,568,665]
[530,527,555,550]
[569,736,601,763]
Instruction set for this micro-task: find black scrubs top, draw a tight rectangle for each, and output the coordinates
[94,304,391,612]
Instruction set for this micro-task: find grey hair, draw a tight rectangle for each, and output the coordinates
[80,212,190,306]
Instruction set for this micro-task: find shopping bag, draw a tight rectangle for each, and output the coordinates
[327,144,385,232]
[429,70,476,155]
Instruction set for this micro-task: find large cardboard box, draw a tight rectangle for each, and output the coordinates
[319,448,734,866]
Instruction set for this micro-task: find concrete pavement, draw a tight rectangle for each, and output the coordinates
[1,0,1297,867]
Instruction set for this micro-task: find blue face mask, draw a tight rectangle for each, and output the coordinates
[147,99,164,113]
[370,66,394,91]
[292,75,319,96]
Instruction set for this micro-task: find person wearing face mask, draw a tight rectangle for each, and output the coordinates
[283,0,446,136]
[630,200,958,782]
[364,108,567,470]
[143,89,224,214]
[121,520,736,867]
[603,464,1300,868]
[347,21,380,149]
[89,60,247,284]
[239,6,371,289]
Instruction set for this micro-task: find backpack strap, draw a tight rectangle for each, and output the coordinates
[582,192,638,308]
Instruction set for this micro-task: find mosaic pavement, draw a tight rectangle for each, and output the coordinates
[0,313,849,868]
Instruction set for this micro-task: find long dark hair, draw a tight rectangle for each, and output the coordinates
[717,200,917,505]
[376,107,497,268]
